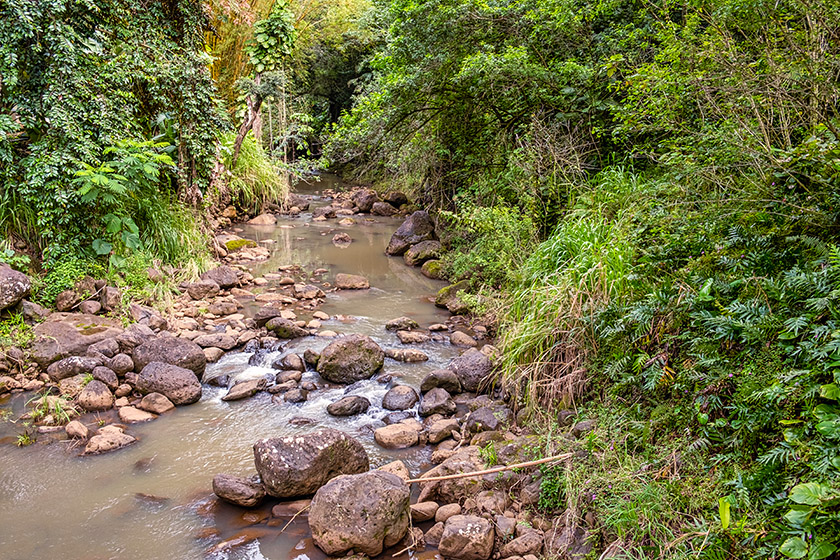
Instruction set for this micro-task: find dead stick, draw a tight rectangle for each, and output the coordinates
[406,453,574,484]
[279,504,311,533]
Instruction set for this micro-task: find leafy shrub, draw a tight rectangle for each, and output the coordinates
[222,131,289,214]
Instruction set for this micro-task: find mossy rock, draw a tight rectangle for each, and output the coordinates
[225,238,258,252]
[435,280,469,313]
[421,259,444,280]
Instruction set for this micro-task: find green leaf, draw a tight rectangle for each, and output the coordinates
[815,419,840,438]
[104,214,121,234]
[790,482,832,505]
[780,537,808,559]
[809,542,837,560]
[121,232,142,251]
[91,239,113,256]
[718,497,731,529]
[820,384,840,400]
[122,216,140,235]
[783,506,812,527]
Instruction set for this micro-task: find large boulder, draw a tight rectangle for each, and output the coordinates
[374,423,419,449]
[132,337,206,377]
[326,395,371,416]
[386,211,436,256]
[435,280,470,314]
[421,369,462,394]
[134,361,202,405]
[30,313,124,368]
[309,471,410,557]
[201,266,239,289]
[317,334,384,384]
[382,385,419,411]
[253,428,369,498]
[465,405,512,434]
[417,446,485,504]
[0,265,31,310]
[419,387,456,417]
[439,515,495,560]
[351,188,379,213]
[265,317,310,339]
[404,240,442,267]
[449,349,493,393]
[76,380,114,412]
[212,474,266,508]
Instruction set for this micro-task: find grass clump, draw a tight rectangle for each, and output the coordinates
[224,238,257,251]
[222,131,289,215]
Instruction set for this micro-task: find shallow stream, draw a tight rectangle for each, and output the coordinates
[0,174,454,560]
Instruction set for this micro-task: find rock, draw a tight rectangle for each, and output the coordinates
[421,260,444,279]
[371,201,398,216]
[378,460,410,482]
[327,395,371,416]
[83,425,136,455]
[194,333,237,350]
[79,300,101,315]
[254,428,369,498]
[450,331,478,347]
[30,313,124,368]
[202,266,240,289]
[254,306,285,328]
[397,330,430,344]
[465,405,512,433]
[439,515,494,560]
[317,334,384,384]
[386,211,436,256]
[275,370,302,383]
[475,490,508,514]
[213,474,266,508]
[248,213,277,225]
[385,317,419,331]
[55,289,81,312]
[425,522,445,547]
[284,388,308,403]
[572,419,596,438]
[334,273,369,290]
[0,265,31,310]
[222,378,266,401]
[109,353,134,375]
[100,286,121,311]
[404,240,442,267]
[88,338,119,358]
[76,380,114,411]
[132,337,206,377]
[449,349,493,393]
[119,406,156,423]
[435,280,470,314]
[312,206,337,219]
[115,383,132,397]
[435,503,462,523]
[266,317,310,339]
[411,502,439,523]
[421,369,462,394]
[496,515,516,540]
[47,356,102,382]
[332,233,352,246]
[352,188,379,212]
[284,193,310,211]
[309,471,410,556]
[384,191,409,208]
[65,420,90,439]
[271,498,312,517]
[274,353,305,372]
[128,303,168,331]
[204,347,225,363]
[419,387,456,417]
[502,532,544,557]
[16,299,51,323]
[382,385,419,411]
[208,301,238,315]
[135,362,202,405]
[137,392,175,414]
[417,447,485,504]
[374,423,419,449]
[547,525,592,560]
[294,283,325,299]
[385,348,429,362]
[429,418,460,443]
[186,279,220,300]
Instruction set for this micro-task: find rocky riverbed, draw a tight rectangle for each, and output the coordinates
[0,175,594,560]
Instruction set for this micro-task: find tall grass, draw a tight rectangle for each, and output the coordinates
[222,131,289,214]
[499,168,643,410]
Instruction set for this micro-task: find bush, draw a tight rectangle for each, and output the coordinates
[222,131,289,214]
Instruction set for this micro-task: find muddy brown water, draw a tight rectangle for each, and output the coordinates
[0,174,456,560]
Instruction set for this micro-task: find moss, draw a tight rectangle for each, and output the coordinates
[224,238,258,251]
[421,259,443,279]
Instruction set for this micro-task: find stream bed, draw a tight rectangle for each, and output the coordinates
[0,174,457,560]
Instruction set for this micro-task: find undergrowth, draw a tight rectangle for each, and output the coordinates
[222,131,289,214]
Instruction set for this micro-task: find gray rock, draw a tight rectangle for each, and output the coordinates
[253,428,369,498]
[334,273,369,290]
[265,317,309,339]
[439,515,494,560]
[421,369,461,394]
[254,306,284,328]
[76,380,114,411]
[449,349,493,393]
[201,266,239,289]
[284,388,309,403]
[502,532,544,557]
[371,201,399,216]
[273,353,304,372]
[109,353,134,375]
[465,405,512,433]
[193,333,237,350]
[404,240,442,267]
[382,385,419,411]
[419,387,456,417]
[83,425,136,455]
[309,471,410,557]
[135,361,202,405]
[137,392,175,414]
[327,395,371,416]
[435,280,470,315]
[187,279,220,301]
[91,366,118,390]
[351,188,379,213]
[386,211,436,256]
[317,334,384,384]
[46,356,102,382]
[385,317,419,331]
[374,423,419,449]
[222,378,266,401]
[132,336,206,377]
[385,348,429,362]
[30,313,123,368]
[384,191,409,207]
[212,474,266,508]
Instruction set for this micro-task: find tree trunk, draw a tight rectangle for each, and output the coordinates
[231,74,263,168]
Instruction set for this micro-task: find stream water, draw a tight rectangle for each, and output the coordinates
[0,174,455,560]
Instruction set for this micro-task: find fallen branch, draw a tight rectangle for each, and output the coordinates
[406,452,574,484]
